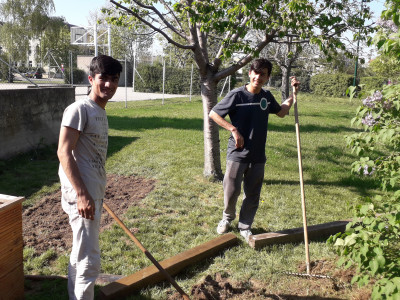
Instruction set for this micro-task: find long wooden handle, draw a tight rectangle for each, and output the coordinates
[293,92,311,275]
[103,202,191,300]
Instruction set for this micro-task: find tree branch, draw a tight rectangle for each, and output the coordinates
[159,0,184,33]
[125,0,187,40]
[109,0,194,50]
[213,15,250,68]
[214,32,276,81]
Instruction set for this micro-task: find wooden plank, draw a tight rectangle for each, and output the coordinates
[99,233,238,300]
[0,204,22,228]
[0,219,22,237]
[0,263,24,300]
[0,241,23,277]
[0,195,24,213]
[0,225,23,255]
[248,220,350,249]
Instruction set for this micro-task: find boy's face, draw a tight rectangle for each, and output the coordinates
[88,73,120,103]
[248,68,270,91]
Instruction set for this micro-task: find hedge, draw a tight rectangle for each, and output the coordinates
[63,68,85,84]
[267,75,311,93]
[135,63,201,94]
[310,73,353,97]
[359,76,387,92]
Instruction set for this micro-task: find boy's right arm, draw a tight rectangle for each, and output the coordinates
[209,110,244,149]
[57,126,96,220]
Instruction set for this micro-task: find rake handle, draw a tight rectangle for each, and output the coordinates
[293,91,311,275]
[103,202,190,300]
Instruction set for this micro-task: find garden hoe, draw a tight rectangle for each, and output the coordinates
[103,202,191,300]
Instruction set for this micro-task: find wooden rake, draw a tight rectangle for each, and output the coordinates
[292,85,311,275]
[103,202,191,300]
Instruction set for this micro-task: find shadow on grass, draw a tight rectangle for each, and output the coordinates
[0,145,59,199]
[264,176,379,197]
[108,116,203,131]
[0,136,135,200]
[268,122,360,134]
[24,277,117,300]
[24,277,69,300]
[268,144,356,163]
[108,136,139,158]
[267,142,381,197]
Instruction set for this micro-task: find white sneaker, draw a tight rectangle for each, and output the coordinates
[240,229,252,242]
[217,219,231,234]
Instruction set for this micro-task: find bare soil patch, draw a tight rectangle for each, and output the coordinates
[169,263,371,300]
[22,174,156,255]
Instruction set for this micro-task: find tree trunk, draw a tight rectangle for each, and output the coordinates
[201,74,223,180]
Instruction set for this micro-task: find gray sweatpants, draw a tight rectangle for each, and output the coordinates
[222,160,265,230]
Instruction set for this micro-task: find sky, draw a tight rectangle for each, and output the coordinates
[53,0,387,27]
[52,0,387,58]
[52,0,109,27]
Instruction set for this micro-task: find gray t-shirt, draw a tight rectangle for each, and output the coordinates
[212,86,281,163]
[58,98,108,201]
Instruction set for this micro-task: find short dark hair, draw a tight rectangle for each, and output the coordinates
[249,58,273,76]
[90,55,123,77]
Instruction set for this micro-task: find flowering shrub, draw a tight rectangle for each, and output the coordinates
[376,18,398,34]
[331,85,400,298]
[329,2,400,298]
[346,83,400,190]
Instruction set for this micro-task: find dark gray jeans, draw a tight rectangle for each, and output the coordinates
[222,160,265,230]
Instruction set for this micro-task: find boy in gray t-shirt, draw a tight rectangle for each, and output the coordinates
[57,55,122,300]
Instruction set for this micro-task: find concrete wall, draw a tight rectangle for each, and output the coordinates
[0,87,75,159]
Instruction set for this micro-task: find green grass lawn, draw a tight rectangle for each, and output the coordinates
[2,93,380,299]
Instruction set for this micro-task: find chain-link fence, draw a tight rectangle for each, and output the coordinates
[0,53,80,89]
[1,52,304,102]
[0,53,235,101]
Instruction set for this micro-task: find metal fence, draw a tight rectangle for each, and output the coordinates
[0,54,78,89]
[0,53,286,102]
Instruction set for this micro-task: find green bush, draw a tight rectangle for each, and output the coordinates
[63,68,85,84]
[310,73,353,97]
[18,66,29,73]
[359,76,387,92]
[135,63,200,94]
[297,76,311,92]
[328,193,400,300]
[267,75,310,92]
